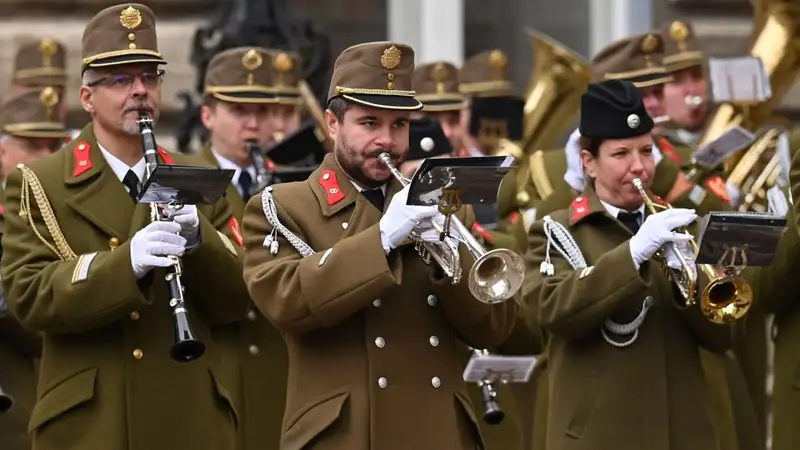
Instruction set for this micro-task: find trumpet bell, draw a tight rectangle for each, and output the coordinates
[700,273,753,325]
[0,390,12,413]
[468,249,526,304]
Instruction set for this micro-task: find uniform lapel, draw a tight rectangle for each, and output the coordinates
[63,125,136,240]
[569,186,635,236]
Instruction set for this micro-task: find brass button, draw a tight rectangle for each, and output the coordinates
[429,336,439,347]
[108,237,120,250]
[132,349,143,359]
[373,299,382,307]
[247,310,257,321]
[248,345,259,355]
[431,377,441,388]
[427,295,438,306]
[378,377,388,388]
[130,311,140,320]
[375,337,385,348]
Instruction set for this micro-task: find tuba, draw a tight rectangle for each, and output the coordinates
[633,178,753,324]
[498,29,590,207]
[377,152,525,304]
[138,113,206,362]
[697,0,800,182]
[0,382,12,413]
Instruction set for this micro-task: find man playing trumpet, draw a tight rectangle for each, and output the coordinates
[242,41,519,449]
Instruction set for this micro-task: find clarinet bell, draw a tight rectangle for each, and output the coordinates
[480,382,505,425]
[170,311,206,362]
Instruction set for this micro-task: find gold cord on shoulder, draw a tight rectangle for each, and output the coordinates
[18,164,77,261]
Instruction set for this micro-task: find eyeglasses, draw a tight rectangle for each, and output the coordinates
[87,70,165,90]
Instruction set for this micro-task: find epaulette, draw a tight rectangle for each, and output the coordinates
[260,186,315,257]
[703,175,730,204]
[17,163,77,261]
[656,136,680,163]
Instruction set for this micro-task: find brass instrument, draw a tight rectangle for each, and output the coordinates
[697,0,800,176]
[633,178,753,324]
[0,382,12,413]
[377,152,525,304]
[728,127,785,212]
[498,29,590,207]
[138,113,206,362]
[298,79,333,153]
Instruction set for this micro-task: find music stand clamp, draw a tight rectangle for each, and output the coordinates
[695,212,787,271]
[407,156,515,241]
[137,164,235,209]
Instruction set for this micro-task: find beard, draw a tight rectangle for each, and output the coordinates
[118,101,158,136]
[335,133,403,188]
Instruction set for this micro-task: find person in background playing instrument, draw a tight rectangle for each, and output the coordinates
[525,79,733,450]
[242,41,519,449]
[0,4,250,450]
[199,45,289,450]
[410,61,466,155]
[10,36,80,143]
[0,86,71,450]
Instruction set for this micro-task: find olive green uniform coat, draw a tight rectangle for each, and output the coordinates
[242,153,519,450]
[201,144,289,450]
[525,188,734,450]
[0,125,251,450]
[0,183,40,450]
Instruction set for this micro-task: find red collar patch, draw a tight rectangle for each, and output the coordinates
[0,204,5,215]
[319,169,345,205]
[704,175,730,204]
[72,141,93,177]
[156,147,174,165]
[265,158,277,171]
[508,211,521,225]
[228,217,243,247]
[656,136,680,163]
[570,195,590,223]
[472,222,493,242]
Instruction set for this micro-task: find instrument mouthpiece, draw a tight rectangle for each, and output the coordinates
[684,95,703,107]
[653,115,671,124]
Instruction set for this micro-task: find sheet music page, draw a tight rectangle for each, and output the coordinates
[708,56,771,103]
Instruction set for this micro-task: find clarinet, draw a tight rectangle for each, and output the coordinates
[0,381,12,413]
[247,140,272,195]
[473,349,505,425]
[138,112,205,362]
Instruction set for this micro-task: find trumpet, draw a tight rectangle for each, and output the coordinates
[377,152,525,304]
[0,382,13,413]
[632,178,753,324]
[138,112,206,362]
[247,140,272,195]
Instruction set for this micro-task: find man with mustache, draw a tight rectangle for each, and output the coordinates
[0,4,250,450]
[242,41,519,449]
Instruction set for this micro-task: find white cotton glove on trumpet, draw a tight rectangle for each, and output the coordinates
[629,208,697,269]
[379,185,440,251]
[664,243,698,279]
[129,221,187,279]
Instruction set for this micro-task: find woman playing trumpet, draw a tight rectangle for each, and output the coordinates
[524,79,734,450]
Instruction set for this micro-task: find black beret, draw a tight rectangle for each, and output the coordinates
[468,96,524,143]
[407,116,453,161]
[579,79,653,140]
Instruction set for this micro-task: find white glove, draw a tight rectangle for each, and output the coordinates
[725,181,741,208]
[664,244,698,279]
[379,185,439,251]
[129,221,187,279]
[160,204,200,242]
[629,208,697,269]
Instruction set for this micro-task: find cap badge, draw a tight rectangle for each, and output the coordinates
[119,6,142,30]
[40,87,59,122]
[669,21,690,51]
[380,45,401,70]
[489,49,508,81]
[431,62,449,94]
[273,52,293,72]
[39,37,57,67]
[627,114,640,129]
[242,49,263,71]
[641,34,658,54]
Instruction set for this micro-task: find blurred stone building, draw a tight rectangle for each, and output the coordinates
[0,0,794,150]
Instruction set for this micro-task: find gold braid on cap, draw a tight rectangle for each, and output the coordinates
[17,164,77,261]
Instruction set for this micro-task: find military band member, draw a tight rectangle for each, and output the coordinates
[525,79,733,450]
[0,86,70,450]
[0,4,250,450]
[200,46,289,450]
[11,37,79,142]
[242,41,518,449]
[411,61,467,154]
[263,49,305,142]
